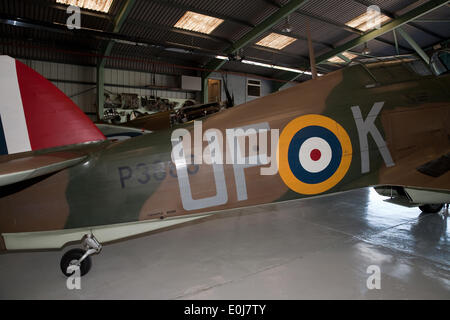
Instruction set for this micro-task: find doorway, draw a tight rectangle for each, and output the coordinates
[208,79,221,103]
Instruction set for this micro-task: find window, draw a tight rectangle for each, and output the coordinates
[247,79,261,97]
[430,50,450,76]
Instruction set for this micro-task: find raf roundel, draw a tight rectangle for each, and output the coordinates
[278,114,352,195]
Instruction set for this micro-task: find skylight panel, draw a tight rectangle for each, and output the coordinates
[174,11,224,34]
[255,33,297,50]
[328,52,358,64]
[56,0,114,13]
[345,9,391,32]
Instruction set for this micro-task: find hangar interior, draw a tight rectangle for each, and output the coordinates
[1,0,449,122]
[0,0,449,299]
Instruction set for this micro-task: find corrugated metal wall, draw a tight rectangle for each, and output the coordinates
[17,60,274,120]
[19,59,98,117]
[18,59,198,120]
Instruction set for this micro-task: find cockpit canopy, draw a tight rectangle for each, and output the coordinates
[430,49,450,76]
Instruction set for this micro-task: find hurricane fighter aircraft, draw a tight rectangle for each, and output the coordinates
[0,53,449,276]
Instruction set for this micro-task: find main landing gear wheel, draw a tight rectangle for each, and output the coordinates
[60,249,92,277]
[60,234,102,277]
[419,204,444,214]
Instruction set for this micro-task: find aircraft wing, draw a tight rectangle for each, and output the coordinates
[95,123,152,141]
[0,55,109,188]
[0,141,107,187]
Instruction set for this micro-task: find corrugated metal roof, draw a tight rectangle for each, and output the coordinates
[414,5,450,38]
[172,0,278,26]
[301,0,369,27]
[0,0,448,81]
[107,43,202,75]
[369,0,423,13]
[273,12,352,50]
[0,0,113,32]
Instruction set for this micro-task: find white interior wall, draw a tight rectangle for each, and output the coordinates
[209,72,273,106]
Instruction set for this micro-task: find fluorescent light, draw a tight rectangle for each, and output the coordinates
[273,65,308,74]
[174,11,224,34]
[212,56,323,76]
[215,55,229,60]
[345,9,391,32]
[241,60,322,76]
[328,51,358,63]
[255,33,297,50]
[241,60,271,68]
[56,0,114,13]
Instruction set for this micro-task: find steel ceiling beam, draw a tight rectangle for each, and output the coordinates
[202,0,311,78]
[125,18,233,45]
[393,29,400,55]
[276,29,334,48]
[150,0,326,71]
[153,0,406,68]
[97,0,137,120]
[352,0,445,41]
[290,11,410,52]
[149,0,255,28]
[274,0,448,89]
[415,19,450,23]
[263,0,410,52]
[150,0,331,48]
[396,27,430,64]
[315,0,448,64]
[0,14,292,67]
[0,14,207,54]
[265,0,366,35]
[98,0,137,65]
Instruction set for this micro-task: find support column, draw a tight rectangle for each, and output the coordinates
[306,21,317,80]
[96,64,105,121]
[202,77,208,104]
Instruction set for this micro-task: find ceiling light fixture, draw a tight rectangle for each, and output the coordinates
[281,16,293,33]
[362,42,371,55]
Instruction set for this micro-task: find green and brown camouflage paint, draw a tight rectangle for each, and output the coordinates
[0,62,449,251]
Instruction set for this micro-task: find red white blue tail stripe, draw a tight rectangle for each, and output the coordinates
[0,56,105,156]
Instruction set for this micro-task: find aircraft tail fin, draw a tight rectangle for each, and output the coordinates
[0,55,105,156]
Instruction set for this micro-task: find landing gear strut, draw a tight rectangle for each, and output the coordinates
[60,234,102,277]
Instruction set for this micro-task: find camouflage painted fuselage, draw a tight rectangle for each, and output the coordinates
[1,62,449,250]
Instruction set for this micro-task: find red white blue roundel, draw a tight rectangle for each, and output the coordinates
[288,126,342,184]
[278,115,352,195]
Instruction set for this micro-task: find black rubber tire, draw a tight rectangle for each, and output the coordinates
[419,204,443,214]
[60,249,92,277]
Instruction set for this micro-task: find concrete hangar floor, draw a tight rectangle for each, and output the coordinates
[0,188,448,299]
